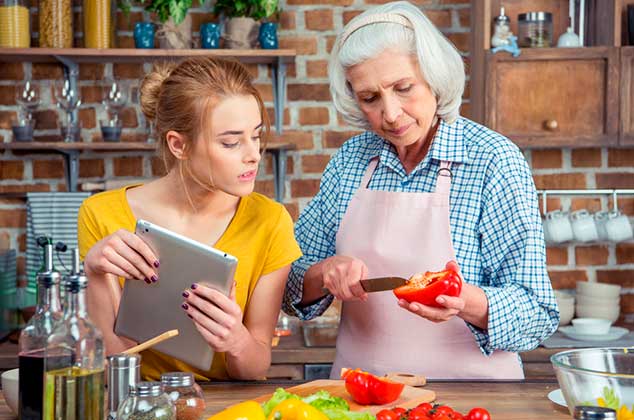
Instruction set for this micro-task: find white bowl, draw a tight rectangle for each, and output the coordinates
[576,281,621,299]
[571,318,613,335]
[554,290,575,302]
[576,304,620,323]
[576,294,620,307]
[1,368,18,415]
[559,303,575,326]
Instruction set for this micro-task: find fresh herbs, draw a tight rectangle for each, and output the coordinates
[213,0,279,21]
[118,0,193,25]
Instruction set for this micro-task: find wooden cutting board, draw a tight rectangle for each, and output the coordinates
[254,379,435,414]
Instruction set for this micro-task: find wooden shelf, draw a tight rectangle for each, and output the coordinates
[0,48,296,64]
[0,141,296,152]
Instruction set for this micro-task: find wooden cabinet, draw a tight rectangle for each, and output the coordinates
[485,47,619,148]
[621,47,634,144]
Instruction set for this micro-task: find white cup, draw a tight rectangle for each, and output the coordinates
[605,211,634,242]
[544,210,574,243]
[542,216,551,243]
[594,211,610,241]
[571,209,599,242]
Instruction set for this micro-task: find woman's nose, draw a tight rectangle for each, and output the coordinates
[244,138,261,163]
[382,96,402,124]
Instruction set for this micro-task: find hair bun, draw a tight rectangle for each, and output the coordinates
[140,63,176,121]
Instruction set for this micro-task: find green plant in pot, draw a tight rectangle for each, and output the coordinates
[119,0,194,48]
[214,0,279,49]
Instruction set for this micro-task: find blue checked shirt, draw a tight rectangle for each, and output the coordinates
[284,117,559,356]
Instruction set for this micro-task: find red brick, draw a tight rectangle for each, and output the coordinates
[343,10,362,25]
[546,247,567,265]
[0,111,17,129]
[254,180,275,198]
[608,148,634,167]
[273,130,314,150]
[0,184,50,193]
[114,64,145,79]
[117,36,136,48]
[254,84,274,102]
[446,32,470,53]
[279,36,318,55]
[120,107,138,128]
[79,159,105,178]
[17,256,25,276]
[570,198,602,213]
[548,270,588,289]
[620,295,634,314]
[460,102,471,119]
[571,148,602,167]
[33,110,59,130]
[0,86,16,105]
[325,35,337,53]
[305,9,334,31]
[0,161,24,180]
[81,86,104,104]
[32,64,63,80]
[597,270,634,288]
[616,244,634,264]
[284,202,299,221]
[287,0,353,4]
[263,155,293,175]
[266,108,291,127]
[533,173,586,190]
[79,64,105,80]
[596,173,634,189]
[189,12,211,33]
[0,210,26,228]
[114,157,143,176]
[302,154,332,173]
[531,149,562,169]
[116,11,144,31]
[0,232,9,250]
[458,8,470,28]
[323,130,363,149]
[279,11,296,30]
[299,107,329,125]
[306,60,329,78]
[120,132,148,143]
[18,233,26,252]
[288,84,331,101]
[610,198,634,216]
[541,198,562,215]
[78,108,96,129]
[291,179,321,198]
[424,10,452,28]
[0,63,24,80]
[33,159,65,179]
[575,245,609,266]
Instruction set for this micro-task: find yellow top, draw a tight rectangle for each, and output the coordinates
[77,185,302,380]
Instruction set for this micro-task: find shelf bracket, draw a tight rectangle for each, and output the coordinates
[54,55,80,126]
[60,149,80,192]
[271,57,287,135]
[269,147,288,203]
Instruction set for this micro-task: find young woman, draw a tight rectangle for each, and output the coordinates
[78,57,302,381]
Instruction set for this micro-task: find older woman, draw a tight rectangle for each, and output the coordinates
[283,1,558,380]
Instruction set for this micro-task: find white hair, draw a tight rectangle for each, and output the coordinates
[329,1,465,129]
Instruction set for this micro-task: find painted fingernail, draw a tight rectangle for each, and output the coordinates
[437,297,445,304]
[181,303,189,310]
[182,291,189,298]
[151,275,158,283]
[144,277,151,284]
[191,283,197,289]
[154,260,160,268]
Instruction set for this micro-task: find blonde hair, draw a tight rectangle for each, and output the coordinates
[140,56,269,202]
[329,1,465,128]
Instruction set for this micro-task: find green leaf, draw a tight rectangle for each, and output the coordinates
[602,386,621,410]
[169,0,186,25]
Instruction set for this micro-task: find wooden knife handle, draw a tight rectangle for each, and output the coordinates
[385,372,427,387]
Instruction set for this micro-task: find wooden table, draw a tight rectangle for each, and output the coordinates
[0,380,570,419]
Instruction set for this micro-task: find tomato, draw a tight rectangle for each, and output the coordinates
[415,402,433,414]
[377,409,400,420]
[393,267,462,307]
[340,368,405,405]
[434,406,455,416]
[450,413,465,420]
[466,408,491,420]
[432,416,452,420]
[408,407,432,420]
[393,407,407,416]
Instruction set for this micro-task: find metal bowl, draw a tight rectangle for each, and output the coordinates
[551,347,634,416]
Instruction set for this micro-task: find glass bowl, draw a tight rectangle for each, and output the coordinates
[551,347,634,416]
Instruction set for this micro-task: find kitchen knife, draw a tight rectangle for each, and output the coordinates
[359,277,408,292]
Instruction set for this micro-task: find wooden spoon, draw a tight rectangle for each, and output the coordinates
[123,329,179,355]
[385,372,427,387]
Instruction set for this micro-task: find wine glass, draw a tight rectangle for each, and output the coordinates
[15,81,40,121]
[102,79,128,124]
[54,80,82,142]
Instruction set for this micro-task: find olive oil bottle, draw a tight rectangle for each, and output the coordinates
[44,249,105,420]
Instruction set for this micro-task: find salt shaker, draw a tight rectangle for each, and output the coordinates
[107,353,142,420]
[574,406,617,419]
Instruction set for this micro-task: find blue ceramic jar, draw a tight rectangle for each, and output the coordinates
[258,22,278,49]
[134,22,155,49]
[200,22,220,49]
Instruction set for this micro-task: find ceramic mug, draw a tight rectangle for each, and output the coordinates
[200,23,220,49]
[571,209,599,242]
[606,211,634,242]
[544,210,574,244]
[594,211,610,241]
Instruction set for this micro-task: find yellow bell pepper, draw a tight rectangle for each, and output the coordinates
[207,400,266,420]
[266,399,329,420]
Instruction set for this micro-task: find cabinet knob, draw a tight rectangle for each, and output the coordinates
[544,119,559,131]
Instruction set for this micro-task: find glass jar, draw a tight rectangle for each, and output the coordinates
[83,0,116,48]
[160,372,205,420]
[518,11,553,48]
[0,0,30,47]
[39,0,72,48]
[117,382,176,420]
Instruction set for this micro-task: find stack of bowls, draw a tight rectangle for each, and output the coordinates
[576,281,621,323]
[554,290,575,326]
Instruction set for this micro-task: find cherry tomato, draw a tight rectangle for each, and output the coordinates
[415,402,433,414]
[409,406,432,420]
[377,409,400,420]
[433,416,452,420]
[466,407,491,420]
[451,413,465,420]
[434,406,455,416]
[393,407,407,416]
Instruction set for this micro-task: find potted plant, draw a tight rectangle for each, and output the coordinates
[213,0,279,49]
[119,0,194,49]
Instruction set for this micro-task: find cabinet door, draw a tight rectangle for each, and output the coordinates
[621,47,634,145]
[485,47,619,148]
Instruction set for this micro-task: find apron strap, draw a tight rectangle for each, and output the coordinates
[360,158,380,189]
[435,161,453,193]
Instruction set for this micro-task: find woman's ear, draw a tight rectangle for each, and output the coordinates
[165,130,188,160]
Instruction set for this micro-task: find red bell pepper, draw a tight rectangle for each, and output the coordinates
[341,368,405,405]
[393,267,462,308]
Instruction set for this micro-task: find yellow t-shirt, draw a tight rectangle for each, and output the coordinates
[77,185,302,381]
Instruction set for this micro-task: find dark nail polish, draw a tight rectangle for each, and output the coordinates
[151,275,158,283]
[181,303,189,310]
[154,260,160,268]
[182,291,189,298]
[144,278,151,284]
[191,283,197,289]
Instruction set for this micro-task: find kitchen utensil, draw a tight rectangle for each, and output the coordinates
[384,372,427,387]
[107,353,141,420]
[548,388,566,407]
[123,329,179,355]
[360,277,408,292]
[253,379,435,414]
[558,326,628,342]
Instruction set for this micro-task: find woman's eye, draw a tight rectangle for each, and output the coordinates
[222,142,239,148]
[252,134,261,141]
[396,85,412,93]
[361,96,376,103]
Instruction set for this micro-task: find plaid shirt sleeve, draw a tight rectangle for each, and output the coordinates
[466,146,560,355]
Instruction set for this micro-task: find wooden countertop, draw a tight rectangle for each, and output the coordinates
[0,380,570,419]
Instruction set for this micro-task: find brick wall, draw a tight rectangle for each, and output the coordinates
[1,0,633,319]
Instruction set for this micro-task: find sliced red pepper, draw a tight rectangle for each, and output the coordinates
[393,268,462,308]
[341,368,405,405]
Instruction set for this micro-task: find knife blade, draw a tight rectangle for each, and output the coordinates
[360,277,408,293]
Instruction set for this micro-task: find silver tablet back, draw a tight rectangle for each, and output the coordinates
[114,219,238,371]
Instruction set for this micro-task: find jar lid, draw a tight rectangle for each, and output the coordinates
[132,381,163,397]
[107,353,142,369]
[161,372,194,387]
[518,11,553,22]
[573,406,617,419]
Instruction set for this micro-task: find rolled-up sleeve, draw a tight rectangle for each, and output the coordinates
[468,149,559,355]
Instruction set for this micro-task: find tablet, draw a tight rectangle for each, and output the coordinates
[114,219,238,371]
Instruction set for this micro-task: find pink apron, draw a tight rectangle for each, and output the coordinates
[331,158,524,380]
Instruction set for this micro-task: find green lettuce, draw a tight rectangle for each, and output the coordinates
[302,390,350,411]
[261,388,300,416]
[320,408,376,420]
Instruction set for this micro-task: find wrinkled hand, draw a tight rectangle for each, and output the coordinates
[84,228,159,283]
[397,260,465,322]
[321,255,369,302]
[182,282,249,355]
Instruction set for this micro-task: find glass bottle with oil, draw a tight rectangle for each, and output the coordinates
[18,240,65,420]
[43,248,105,420]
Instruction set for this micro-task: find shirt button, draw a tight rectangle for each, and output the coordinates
[401,179,410,186]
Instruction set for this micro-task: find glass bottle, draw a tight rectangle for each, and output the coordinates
[39,0,73,48]
[573,405,616,419]
[43,248,105,420]
[0,0,30,48]
[160,372,205,420]
[117,382,176,420]
[83,0,116,48]
[18,242,63,420]
[491,6,511,48]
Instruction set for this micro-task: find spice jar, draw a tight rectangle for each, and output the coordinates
[83,0,116,48]
[161,372,206,420]
[518,11,553,48]
[117,382,176,420]
[0,0,30,47]
[39,0,72,48]
[573,405,616,419]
